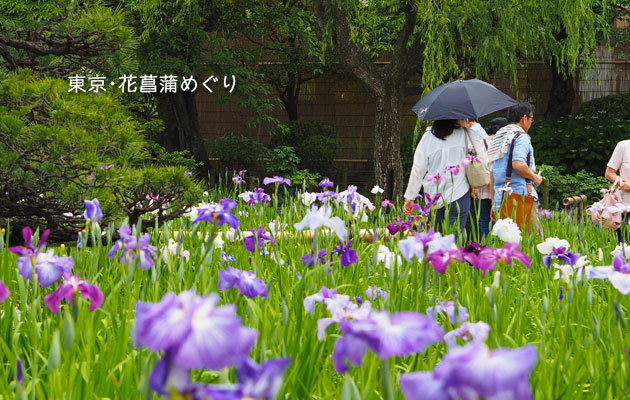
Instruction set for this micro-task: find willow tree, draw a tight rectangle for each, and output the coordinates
[312,0,613,198]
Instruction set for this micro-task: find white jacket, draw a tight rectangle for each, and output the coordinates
[404,126,487,207]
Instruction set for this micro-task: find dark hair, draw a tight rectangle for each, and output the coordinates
[487,117,508,135]
[431,119,460,140]
[506,101,535,124]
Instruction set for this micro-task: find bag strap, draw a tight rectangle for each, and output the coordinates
[611,176,621,193]
[464,128,474,156]
[505,132,533,195]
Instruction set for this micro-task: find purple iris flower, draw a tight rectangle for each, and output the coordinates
[243,226,276,253]
[426,301,469,325]
[192,358,291,400]
[443,321,490,348]
[400,342,537,400]
[236,357,291,399]
[192,198,240,229]
[319,178,334,188]
[263,176,291,186]
[398,230,456,264]
[427,248,464,274]
[332,310,444,373]
[316,191,338,203]
[219,252,237,263]
[135,291,257,370]
[44,272,104,314]
[83,198,103,222]
[330,240,358,267]
[543,247,581,269]
[218,267,268,298]
[107,225,157,270]
[301,249,327,268]
[540,208,552,219]
[381,200,393,208]
[0,280,9,303]
[148,351,191,396]
[303,286,340,313]
[463,241,486,254]
[9,226,50,279]
[365,286,387,301]
[589,254,630,294]
[387,218,412,235]
[444,164,460,176]
[464,243,530,277]
[233,175,246,185]
[32,250,74,287]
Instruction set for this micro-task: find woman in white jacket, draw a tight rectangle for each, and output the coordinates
[403,119,487,237]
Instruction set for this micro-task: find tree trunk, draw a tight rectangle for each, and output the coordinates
[374,90,404,200]
[156,91,210,176]
[545,63,575,119]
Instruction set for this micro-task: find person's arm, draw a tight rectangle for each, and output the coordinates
[512,161,542,187]
[403,136,429,216]
[605,142,630,190]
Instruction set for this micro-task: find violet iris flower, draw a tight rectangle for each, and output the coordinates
[427,301,469,325]
[44,272,104,314]
[319,178,334,188]
[135,291,257,370]
[263,176,291,186]
[0,280,9,303]
[218,267,268,298]
[107,225,157,270]
[399,342,537,400]
[332,310,444,373]
[301,249,327,268]
[243,226,276,253]
[543,247,581,269]
[316,191,338,203]
[9,226,50,279]
[315,297,372,341]
[443,321,490,348]
[83,198,103,222]
[304,287,341,313]
[191,358,291,400]
[192,198,240,229]
[330,240,358,267]
[386,218,412,235]
[398,230,457,265]
[365,286,387,300]
[219,252,237,264]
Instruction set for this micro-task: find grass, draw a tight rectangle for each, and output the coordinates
[1,185,629,399]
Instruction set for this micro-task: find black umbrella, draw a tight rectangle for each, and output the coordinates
[412,79,518,121]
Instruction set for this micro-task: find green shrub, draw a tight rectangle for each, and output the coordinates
[530,94,630,176]
[291,169,321,191]
[538,164,610,209]
[265,146,300,177]
[210,135,268,172]
[0,70,202,242]
[269,120,339,177]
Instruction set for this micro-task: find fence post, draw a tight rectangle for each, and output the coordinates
[542,177,550,210]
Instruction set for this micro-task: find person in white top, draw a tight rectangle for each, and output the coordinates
[403,119,487,236]
[605,140,630,243]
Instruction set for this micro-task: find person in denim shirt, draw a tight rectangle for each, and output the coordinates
[492,102,543,233]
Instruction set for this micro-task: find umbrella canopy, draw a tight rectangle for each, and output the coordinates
[412,79,518,121]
